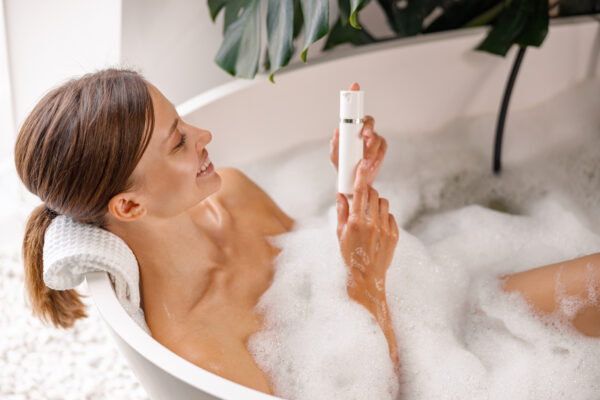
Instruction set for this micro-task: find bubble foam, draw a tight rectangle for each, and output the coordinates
[243,79,600,399]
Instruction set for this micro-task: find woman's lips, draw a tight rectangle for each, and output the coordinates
[197,161,214,177]
[196,150,212,177]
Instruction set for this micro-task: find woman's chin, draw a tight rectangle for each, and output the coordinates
[195,168,222,194]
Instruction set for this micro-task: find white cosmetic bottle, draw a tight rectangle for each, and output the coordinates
[337,90,365,194]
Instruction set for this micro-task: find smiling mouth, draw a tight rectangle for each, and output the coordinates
[197,153,214,177]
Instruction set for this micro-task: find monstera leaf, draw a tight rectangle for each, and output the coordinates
[208,0,595,80]
[476,0,549,55]
[348,0,366,28]
[299,0,329,62]
[266,0,294,82]
[325,0,375,49]
[213,0,261,78]
[211,0,329,80]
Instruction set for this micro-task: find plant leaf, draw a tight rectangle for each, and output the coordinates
[476,0,532,56]
[558,0,600,15]
[339,0,351,26]
[375,0,403,34]
[223,0,246,34]
[423,0,503,32]
[515,0,548,47]
[375,0,443,36]
[403,0,444,35]
[349,0,365,29]
[338,0,370,28]
[299,0,330,62]
[214,0,262,78]
[267,0,294,82]
[323,17,375,49]
[293,0,304,39]
[208,0,228,21]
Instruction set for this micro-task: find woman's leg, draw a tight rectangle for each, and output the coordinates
[501,253,600,337]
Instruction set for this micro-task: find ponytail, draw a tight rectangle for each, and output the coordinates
[22,205,87,328]
[15,69,153,328]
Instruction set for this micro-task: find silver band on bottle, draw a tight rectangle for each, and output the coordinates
[340,118,364,124]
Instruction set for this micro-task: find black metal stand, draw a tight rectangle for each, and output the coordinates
[493,45,527,174]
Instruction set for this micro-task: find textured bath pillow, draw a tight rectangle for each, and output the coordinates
[43,215,149,332]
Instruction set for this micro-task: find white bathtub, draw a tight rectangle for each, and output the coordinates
[86,16,600,400]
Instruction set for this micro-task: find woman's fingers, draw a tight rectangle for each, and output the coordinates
[361,116,386,167]
[364,134,382,161]
[361,115,374,137]
[352,159,369,215]
[389,213,399,239]
[336,192,349,238]
[379,198,389,229]
[367,186,379,222]
[376,137,387,162]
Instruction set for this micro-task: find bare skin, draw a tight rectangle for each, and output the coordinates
[103,81,600,396]
[336,160,401,371]
[144,167,294,393]
[502,253,600,337]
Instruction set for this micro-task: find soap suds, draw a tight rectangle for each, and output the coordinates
[243,79,600,400]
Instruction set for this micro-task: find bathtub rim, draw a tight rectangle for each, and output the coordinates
[176,14,600,118]
[85,271,282,400]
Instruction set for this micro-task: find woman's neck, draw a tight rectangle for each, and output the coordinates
[106,207,223,317]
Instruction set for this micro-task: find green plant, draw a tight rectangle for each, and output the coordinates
[208,0,599,81]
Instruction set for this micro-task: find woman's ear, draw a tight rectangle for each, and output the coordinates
[108,192,147,221]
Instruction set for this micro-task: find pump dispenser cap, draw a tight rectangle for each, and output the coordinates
[340,90,364,120]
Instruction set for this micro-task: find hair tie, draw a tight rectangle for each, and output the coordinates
[44,206,58,216]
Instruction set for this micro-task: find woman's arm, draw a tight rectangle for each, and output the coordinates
[501,253,600,337]
[346,265,399,367]
[336,159,400,370]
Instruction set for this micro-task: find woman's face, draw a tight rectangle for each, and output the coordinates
[128,84,222,218]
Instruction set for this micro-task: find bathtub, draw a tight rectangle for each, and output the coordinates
[86,16,600,400]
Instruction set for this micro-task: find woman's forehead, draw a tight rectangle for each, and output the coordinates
[148,84,177,139]
[149,85,175,120]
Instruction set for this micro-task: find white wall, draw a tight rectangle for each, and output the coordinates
[3,0,121,208]
[120,0,235,106]
[5,0,121,127]
[0,0,15,164]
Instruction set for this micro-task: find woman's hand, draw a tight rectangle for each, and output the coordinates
[329,82,387,186]
[335,159,399,281]
[335,160,400,369]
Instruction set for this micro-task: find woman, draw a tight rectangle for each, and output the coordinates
[15,69,599,395]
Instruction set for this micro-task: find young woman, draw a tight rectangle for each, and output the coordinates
[15,69,599,395]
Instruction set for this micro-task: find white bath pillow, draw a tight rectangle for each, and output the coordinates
[43,215,149,333]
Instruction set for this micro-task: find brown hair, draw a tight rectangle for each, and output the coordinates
[15,68,154,328]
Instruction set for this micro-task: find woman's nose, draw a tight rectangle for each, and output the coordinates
[195,128,212,151]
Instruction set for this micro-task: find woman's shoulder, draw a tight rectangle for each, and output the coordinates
[214,167,294,230]
[215,167,252,186]
[214,167,260,200]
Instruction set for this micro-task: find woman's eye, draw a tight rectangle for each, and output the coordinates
[174,133,186,150]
